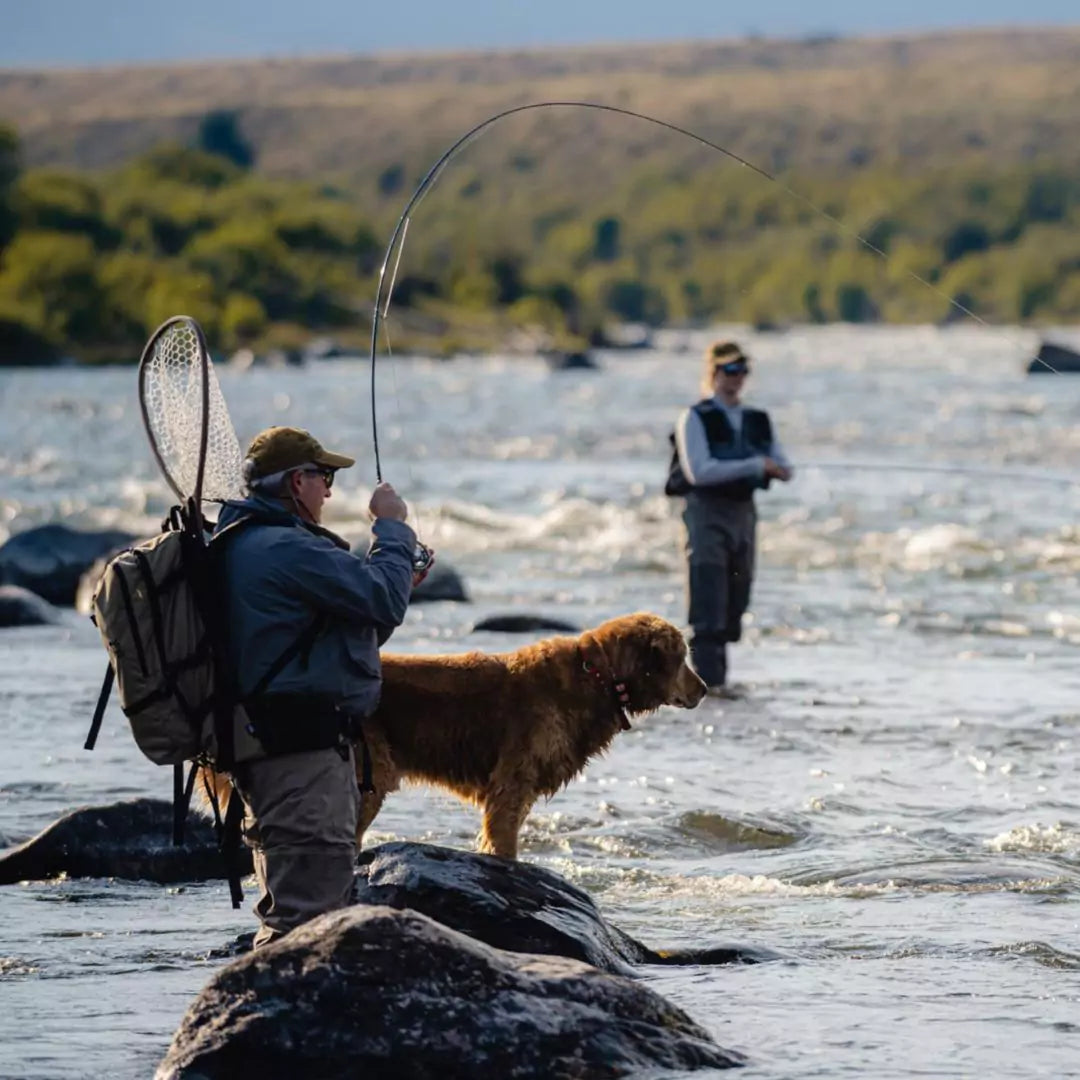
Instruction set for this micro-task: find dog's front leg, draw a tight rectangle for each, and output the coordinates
[478,785,532,860]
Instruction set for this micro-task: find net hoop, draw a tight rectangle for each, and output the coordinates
[138,316,209,505]
[137,316,244,518]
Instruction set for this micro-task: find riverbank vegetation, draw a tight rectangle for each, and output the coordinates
[2,28,1080,362]
[2,125,1079,363]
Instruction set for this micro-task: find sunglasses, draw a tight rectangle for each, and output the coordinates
[300,466,335,489]
[720,362,749,376]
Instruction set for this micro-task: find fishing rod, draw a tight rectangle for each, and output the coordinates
[367,100,1065,483]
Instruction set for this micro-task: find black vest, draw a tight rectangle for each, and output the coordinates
[665,400,773,501]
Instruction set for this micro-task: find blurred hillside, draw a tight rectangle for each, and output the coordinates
[6,29,1080,188]
[2,27,1080,362]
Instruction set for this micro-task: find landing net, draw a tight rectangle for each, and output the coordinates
[138,316,244,505]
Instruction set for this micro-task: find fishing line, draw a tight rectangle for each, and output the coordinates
[798,461,1080,488]
[368,100,1065,483]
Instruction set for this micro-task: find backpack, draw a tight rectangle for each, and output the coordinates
[83,502,312,908]
[664,432,691,496]
[85,502,320,768]
[86,504,241,768]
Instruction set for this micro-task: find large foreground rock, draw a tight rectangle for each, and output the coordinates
[156,905,743,1079]
[356,840,647,974]
[0,798,251,885]
[355,841,778,971]
[0,523,135,606]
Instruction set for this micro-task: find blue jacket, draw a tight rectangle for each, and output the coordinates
[214,494,416,717]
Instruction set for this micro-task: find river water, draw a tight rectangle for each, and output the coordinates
[1,325,1079,1079]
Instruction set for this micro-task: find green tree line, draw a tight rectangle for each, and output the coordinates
[1,118,1079,364]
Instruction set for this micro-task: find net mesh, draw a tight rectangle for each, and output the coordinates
[140,319,244,502]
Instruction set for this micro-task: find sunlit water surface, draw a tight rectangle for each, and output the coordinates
[2,326,1079,1078]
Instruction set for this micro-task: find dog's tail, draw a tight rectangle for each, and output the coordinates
[192,765,236,821]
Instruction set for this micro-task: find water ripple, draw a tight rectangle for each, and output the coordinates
[985,941,1080,970]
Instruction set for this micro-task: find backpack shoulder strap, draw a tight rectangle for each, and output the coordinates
[208,510,286,547]
[83,664,115,751]
[245,617,328,701]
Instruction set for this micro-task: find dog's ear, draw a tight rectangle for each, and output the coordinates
[643,625,685,672]
[638,635,664,674]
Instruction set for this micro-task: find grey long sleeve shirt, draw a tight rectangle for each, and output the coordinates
[674,398,792,487]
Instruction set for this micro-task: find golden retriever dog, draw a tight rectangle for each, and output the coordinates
[203,612,705,860]
[356,611,706,858]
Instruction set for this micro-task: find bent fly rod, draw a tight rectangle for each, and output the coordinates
[366,101,1066,484]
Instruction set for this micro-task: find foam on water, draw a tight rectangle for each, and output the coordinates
[986,822,1080,856]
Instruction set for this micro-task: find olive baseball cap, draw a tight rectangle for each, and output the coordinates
[244,426,355,480]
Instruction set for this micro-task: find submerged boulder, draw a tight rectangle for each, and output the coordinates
[336,538,468,604]
[544,348,599,371]
[0,524,135,606]
[0,798,251,885]
[156,905,744,1079]
[1028,340,1080,374]
[410,560,469,603]
[471,613,580,633]
[0,585,63,627]
[354,841,777,970]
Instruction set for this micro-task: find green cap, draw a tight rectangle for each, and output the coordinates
[244,426,355,480]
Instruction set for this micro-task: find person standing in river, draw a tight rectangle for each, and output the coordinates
[216,426,421,947]
[668,340,793,693]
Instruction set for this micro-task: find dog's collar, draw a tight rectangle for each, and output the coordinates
[580,638,632,731]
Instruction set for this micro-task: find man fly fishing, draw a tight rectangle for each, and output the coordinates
[216,425,421,947]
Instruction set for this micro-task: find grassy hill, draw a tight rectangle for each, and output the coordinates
[4,28,1080,198]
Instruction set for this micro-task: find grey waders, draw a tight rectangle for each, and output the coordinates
[683,493,756,688]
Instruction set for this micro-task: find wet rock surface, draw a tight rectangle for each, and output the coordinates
[355,841,780,970]
[0,798,251,885]
[156,905,744,1079]
[355,840,648,974]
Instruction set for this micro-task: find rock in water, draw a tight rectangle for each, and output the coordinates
[354,840,649,973]
[354,841,779,970]
[471,613,580,633]
[410,560,469,602]
[0,798,251,884]
[544,349,599,371]
[156,905,744,1079]
[1028,340,1080,374]
[335,543,467,603]
[0,585,62,627]
[0,524,135,606]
